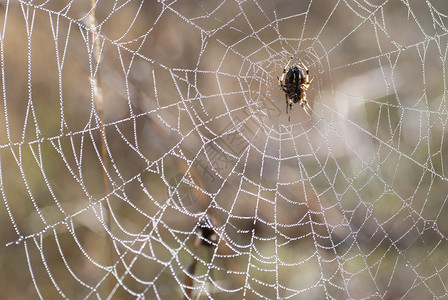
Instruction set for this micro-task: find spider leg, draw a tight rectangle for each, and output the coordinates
[307,75,315,85]
[299,59,309,73]
[285,96,293,121]
[285,56,294,70]
[302,94,313,112]
[289,101,293,121]
[300,93,312,117]
[301,102,311,117]
[305,101,313,112]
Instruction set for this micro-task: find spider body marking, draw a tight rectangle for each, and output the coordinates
[278,57,315,121]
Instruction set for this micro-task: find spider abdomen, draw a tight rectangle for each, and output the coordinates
[282,66,306,101]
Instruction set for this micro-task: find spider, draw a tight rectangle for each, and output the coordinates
[278,57,315,121]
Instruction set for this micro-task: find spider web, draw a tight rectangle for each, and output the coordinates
[1,0,448,299]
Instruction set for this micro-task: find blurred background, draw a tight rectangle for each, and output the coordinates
[1,0,448,299]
